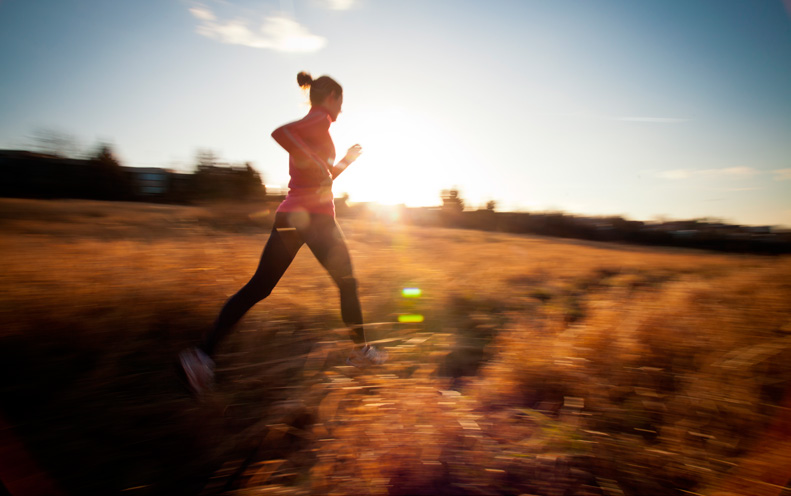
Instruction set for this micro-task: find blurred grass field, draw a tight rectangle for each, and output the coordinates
[1,198,790,496]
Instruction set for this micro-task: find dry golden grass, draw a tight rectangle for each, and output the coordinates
[1,198,790,496]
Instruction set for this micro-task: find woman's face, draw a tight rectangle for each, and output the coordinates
[323,92,343,121]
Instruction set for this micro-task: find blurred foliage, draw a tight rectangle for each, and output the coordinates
[1,199,790,495]
[441,189,464,213]
[0,147,265,204]
[27,127,84,158]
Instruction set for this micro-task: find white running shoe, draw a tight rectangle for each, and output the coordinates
[178,347,215,396]
[346,345,388,368]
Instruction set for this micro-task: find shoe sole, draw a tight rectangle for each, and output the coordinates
[175,357,208,397]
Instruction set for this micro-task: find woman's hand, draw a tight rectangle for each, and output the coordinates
[332,144,362,179]
[343,144,363,165]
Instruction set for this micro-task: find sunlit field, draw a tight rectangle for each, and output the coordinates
[2,198,790,496]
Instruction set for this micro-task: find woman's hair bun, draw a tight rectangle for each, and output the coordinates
[297,71,313,88]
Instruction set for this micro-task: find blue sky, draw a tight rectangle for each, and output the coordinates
[1,0,790,226]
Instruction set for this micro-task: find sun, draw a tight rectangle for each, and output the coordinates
[330,106,467,207]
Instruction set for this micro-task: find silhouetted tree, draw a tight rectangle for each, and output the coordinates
[238,162,265,198]
[441,189,464,212]
[28,127,82,158]
[192,150,265,200]
[196,149,219,172]
[92,144,120,167]
[89,143,133,200]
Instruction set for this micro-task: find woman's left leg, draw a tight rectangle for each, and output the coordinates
[201,214,304,355]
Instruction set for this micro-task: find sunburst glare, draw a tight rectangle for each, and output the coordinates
[331,106,471,207]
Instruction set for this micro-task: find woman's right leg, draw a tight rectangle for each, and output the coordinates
[200,213,303,356]
[302,215,366,345]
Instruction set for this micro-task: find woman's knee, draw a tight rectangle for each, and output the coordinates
[336,274,358,295]
[241,278,275,302]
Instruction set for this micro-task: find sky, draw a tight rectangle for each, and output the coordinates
[1,0,790,226]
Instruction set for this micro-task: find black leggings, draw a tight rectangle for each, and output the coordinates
[201,211,364,355]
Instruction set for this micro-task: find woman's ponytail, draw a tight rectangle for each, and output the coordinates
[297,71,342,106]
[297,71,313,89]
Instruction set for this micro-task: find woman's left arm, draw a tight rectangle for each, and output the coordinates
[331,144,362,179]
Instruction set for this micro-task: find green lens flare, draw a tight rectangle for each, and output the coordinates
[398,314,424,323]
[402,287,422,298]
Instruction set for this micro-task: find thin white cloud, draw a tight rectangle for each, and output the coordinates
[323,0,356,10]
[719,187,762,192]
[538,113,690,124]
[657,169,690,180]
[658,167,760,180]
[614,116,689,124]
[189,6,216,21]
[190,6,326,52]
[772,168,791,181]
[699,167,759,177]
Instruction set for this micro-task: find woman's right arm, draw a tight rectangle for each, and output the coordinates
[271,113,332,180]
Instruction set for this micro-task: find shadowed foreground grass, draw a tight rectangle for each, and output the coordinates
[1,199,790,495]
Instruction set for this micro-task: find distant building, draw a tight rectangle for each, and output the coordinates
[745,226,772,235]
[123,167,170,197]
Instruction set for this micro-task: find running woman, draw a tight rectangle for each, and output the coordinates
[179,72,386,395]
